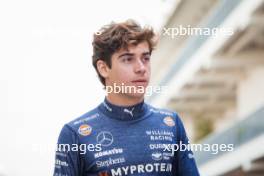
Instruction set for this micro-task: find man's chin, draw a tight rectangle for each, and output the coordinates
[125,92,145,99]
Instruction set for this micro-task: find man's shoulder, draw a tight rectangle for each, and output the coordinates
[148,104,177,117]
[147,104,182,123]
[64,106,101,132]
[146,104,185,135]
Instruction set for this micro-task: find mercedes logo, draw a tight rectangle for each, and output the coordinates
[96,131,114,147]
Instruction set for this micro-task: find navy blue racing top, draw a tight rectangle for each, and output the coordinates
[53,98,199,176]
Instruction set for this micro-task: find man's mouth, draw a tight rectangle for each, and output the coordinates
[131,79,148,86]
[132,79,147,83]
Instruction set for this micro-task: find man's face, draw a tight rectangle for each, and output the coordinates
[106,41,151,98]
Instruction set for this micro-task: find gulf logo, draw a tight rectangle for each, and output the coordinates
[78,124,92,136]
[163,116,175,127]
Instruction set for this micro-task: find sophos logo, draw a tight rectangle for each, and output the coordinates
[110,163,172,176]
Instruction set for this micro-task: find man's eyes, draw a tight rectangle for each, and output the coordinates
[122,57,133,63]
[121,56,150,63]
[143,57,150,62]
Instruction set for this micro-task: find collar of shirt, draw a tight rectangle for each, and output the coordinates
[98,98,149,121]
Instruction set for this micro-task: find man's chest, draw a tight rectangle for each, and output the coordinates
[80,124,177,176]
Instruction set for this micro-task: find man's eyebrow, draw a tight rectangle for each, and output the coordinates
[118,53,134,58]
[142,52,151,56]
[118,51,151,58]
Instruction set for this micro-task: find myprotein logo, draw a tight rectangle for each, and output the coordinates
[110,163,172,176]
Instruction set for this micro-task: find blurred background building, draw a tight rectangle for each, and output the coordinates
[148,0,264,175]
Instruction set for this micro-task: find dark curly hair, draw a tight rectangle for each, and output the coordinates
[92,19,157,86]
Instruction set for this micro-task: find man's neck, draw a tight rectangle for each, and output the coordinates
[106,93,144,106]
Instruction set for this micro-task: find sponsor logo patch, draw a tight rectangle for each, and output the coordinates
[78,124,92,136]
[97,131,114,147]
[152,152,162,161]
[163,116,175,127]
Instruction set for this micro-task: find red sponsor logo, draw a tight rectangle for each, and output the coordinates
[98,171,109,176]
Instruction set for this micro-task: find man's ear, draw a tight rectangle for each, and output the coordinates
[96,60,110,79]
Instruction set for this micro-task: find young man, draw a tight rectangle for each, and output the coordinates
[53,20,200,176]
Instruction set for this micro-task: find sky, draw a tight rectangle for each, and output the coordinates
[0,0,178,175]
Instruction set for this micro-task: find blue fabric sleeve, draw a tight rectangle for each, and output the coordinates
[174,113,200,176]
[53,125,83,176]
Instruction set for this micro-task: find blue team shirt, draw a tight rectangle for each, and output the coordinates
[53,98,200,176]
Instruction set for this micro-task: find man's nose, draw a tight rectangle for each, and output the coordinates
[134,59,146,74]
